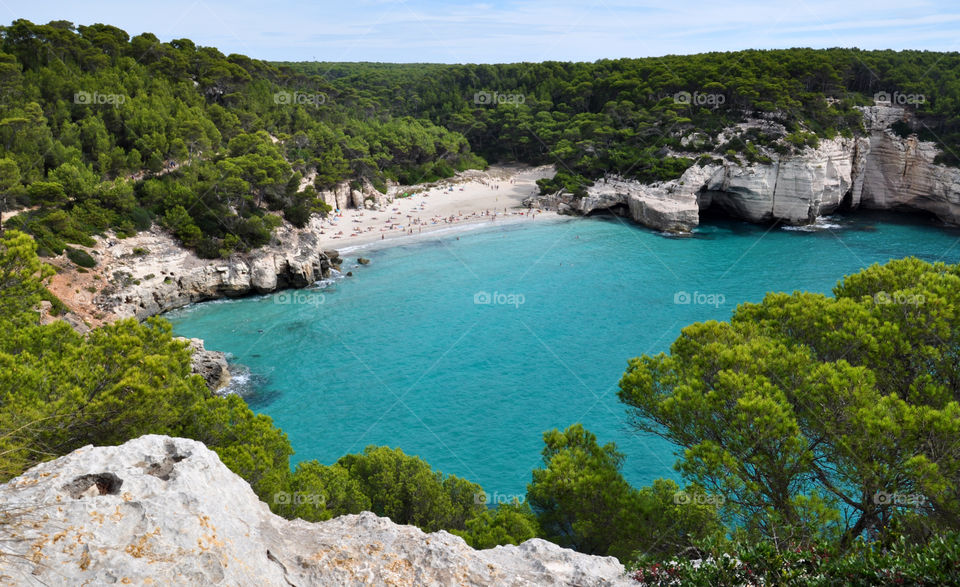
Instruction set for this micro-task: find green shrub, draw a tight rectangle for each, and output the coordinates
[65,247,96,268]
[631,534,960,586]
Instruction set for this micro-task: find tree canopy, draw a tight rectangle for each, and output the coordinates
[619,257,960,552]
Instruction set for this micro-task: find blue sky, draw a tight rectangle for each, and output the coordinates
[5,0,959,63]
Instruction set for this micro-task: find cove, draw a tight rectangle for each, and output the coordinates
[167,212,960,498]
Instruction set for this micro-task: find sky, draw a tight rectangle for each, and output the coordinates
[3,0,959,63]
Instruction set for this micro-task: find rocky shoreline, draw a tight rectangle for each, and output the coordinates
[41,215,343,392]
[178,337,232,392]
[526,105,960,232]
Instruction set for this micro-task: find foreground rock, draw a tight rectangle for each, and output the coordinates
[0,435,629,586]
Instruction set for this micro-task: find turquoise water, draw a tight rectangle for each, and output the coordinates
[168,212,960,497]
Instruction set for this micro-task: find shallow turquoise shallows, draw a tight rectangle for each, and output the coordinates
[168,212,960,498]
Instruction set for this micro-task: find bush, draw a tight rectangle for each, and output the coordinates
[65,247,96,268]
[336,446,486,532]
[453,501,541,549]
[130,207,153,231]
[528,425,722,562]
[631,534,960,586]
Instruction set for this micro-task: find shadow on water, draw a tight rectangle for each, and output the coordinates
[220,363,280,408]
[245,388,284,410]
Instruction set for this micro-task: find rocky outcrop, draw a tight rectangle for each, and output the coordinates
[530,105,960,232]
[95,216,342,322]
[527,164,714,232]
[318,179,391,211]
[0,435,630,586]
[177,337,230,392]
[702,136,869,225]
[859,105,960,223]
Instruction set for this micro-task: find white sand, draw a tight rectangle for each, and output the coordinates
[316,164,559,251]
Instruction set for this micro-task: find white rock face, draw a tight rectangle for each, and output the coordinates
[543,136,872,232]
[704,136,869,225]
[548,164,718,232]
[859,106,960,224]
[318,179,392,211]
[99,217,342,321]
[0,436,630,586]
[176,337,231,391]
[538,106,960,232]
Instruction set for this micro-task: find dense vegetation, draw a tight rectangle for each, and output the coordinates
[0,19,482,258]
[302,49,960,195]
[622,257,960,583]
[1,19,958,258]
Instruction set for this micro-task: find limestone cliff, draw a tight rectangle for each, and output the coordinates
[92,216,342,322]
[529,105,960,232]
[859,106,960,222]
[317,178,392,211]
[700,135,868,225]
[0,435,629,586]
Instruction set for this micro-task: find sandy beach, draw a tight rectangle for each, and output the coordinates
[317,164,558,251]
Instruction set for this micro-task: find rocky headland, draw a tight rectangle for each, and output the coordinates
[526,104,960,232]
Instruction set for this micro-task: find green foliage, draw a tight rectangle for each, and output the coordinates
[64,246,95,268]
[3,20,959,250]
[278,460,371,521]
[0,230,53,325]
[527,424,722,561]
[0,317,207,475]
[336,446,486,532]
[619,257,960,552]
[0,156,19,226]
[632,533,960,586]
[0,231,295,505]
[300,49,960,196]
[0,19,482,257]
[453,501,541,549]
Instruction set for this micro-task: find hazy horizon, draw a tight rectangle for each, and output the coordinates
[4,0,958,64]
